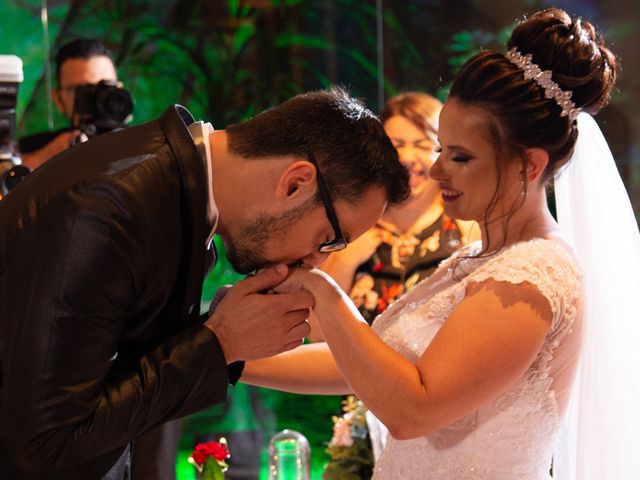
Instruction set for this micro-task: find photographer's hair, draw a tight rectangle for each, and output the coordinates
[448,7,617,254]
[55,38,114,85]
[380,91,442,138]
[225,87,411,207]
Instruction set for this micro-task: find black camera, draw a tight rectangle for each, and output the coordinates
[0,54,29,200]
[72,79,133,138]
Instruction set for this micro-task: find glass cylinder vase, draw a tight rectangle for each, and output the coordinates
[267,429,310,480]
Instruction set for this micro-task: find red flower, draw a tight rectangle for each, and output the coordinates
[372,261,385,272]
[191,441,230,465]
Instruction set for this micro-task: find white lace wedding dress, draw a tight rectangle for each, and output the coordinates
[367,237,582,479]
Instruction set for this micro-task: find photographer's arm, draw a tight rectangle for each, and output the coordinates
[20,130,80,169]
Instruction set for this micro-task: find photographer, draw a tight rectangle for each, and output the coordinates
[18,38,131,169]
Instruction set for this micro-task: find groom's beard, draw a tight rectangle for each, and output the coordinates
[224,198,317,274]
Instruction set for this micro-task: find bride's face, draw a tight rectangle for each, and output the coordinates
[429,99,522,223]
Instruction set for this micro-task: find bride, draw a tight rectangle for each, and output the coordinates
[242,8,640,479]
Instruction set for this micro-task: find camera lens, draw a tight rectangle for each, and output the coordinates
[96,87,133,125]
[73,81,134,134]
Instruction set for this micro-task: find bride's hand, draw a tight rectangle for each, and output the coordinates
[273,267,341,301]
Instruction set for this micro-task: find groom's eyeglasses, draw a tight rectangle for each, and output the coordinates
[307,151,348,253]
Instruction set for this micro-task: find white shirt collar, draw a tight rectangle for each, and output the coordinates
[188,121,218,248]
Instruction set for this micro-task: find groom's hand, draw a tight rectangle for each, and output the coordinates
[204,264,314,363]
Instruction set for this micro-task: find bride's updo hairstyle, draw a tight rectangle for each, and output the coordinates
[449,7,618,185]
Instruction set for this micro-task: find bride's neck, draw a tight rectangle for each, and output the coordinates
[480,190,558,253]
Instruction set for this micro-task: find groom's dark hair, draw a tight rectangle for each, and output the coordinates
[225,87,410,207]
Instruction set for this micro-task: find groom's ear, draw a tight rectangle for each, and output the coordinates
[523,148,549,184]
[275,160,316,200]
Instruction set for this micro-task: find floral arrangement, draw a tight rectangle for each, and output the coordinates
[188,439,230,480]
[322,396,374,480]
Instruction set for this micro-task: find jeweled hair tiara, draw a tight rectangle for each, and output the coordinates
[505,47,581,121]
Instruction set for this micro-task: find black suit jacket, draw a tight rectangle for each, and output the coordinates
[0,106,231,479]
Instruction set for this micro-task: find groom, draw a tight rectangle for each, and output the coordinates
[0,87,410,479]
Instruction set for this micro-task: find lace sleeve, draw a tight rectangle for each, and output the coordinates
[437,240,483,270]
[465,239,581,331]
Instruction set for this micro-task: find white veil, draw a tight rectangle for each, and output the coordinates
[554,113,640,479]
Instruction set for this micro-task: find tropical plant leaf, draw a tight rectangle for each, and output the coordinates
[275,32,332,50]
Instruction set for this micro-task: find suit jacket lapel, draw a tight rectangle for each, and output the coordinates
[159,105,209,326]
